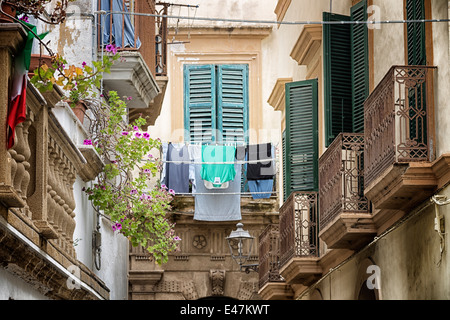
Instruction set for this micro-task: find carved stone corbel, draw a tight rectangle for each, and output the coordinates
[210,269,226,296]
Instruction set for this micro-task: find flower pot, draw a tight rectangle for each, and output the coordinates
[71,101,87,124]
[0,2,16,23]
[29,54,53,78]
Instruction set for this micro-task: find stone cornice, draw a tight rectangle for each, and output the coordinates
[290,25,322,66]
[267,78,292,112]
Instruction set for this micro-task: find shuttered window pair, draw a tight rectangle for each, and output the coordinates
[183,64,249,143]
[323,0,369,147]
[282,1,369,200]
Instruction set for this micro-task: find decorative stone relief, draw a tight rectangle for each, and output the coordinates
[193,234,207,249]
[210,269,226,296]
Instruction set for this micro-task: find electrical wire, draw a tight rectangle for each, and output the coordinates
[93,10,450,26]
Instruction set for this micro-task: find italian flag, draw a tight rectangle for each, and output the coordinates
[7,21,47,149]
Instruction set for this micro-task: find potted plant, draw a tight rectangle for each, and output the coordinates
[30,44,121,123]
[0,1,16,23]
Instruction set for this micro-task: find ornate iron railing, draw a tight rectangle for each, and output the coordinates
[279,192,319,268]
[364,65,436,188]
[258,224,283,289]
[319,133,369,229]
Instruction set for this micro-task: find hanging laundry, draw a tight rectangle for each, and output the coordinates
[247,143,275,199]
[193,163,241,221]
[201,145,236,188]
[164,143,190,194]
[248,179,273,199]
[246,143,276,180]
[188,144,202,193]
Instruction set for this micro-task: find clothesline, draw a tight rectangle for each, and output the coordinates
[175,191,278,196]
[159,158,278,165]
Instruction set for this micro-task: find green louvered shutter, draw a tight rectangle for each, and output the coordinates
[323,12,353,146]
[406,0,427,149]
[217,65,249,143]
[282,130,287,201]
[406,0,426,65]
[284,80,319,199]
[184,65,216,142]
[351,0,369,134]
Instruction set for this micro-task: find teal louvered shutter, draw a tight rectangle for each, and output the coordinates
[284,80,319,199]
[351,0,369,133]
[217,65,249,143]
[323,12,353,146]
[406,0,426,65]
[184,65,216,142]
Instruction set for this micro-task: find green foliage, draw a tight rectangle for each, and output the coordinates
[30,46,120,107]
[84,91,180,265]
[30,46,180,264]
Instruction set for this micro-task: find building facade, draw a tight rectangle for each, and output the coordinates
[260,0,450,300]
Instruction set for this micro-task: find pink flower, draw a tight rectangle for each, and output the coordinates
[174,236,181,241]
[135,132,142,138]
[83,139,92,145]
[169,189,175,195]
[105,44,118,54]
[133,126,139,131]
[122,131,129,136]
[143,133,150,140]
[82,61,87,68]
[127,96,133,101]
[161,184,167,189]
[112,222,122,231]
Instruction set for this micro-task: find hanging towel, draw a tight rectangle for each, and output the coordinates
[194,163,241,221]
[246,143,276,180]
[100,0,141,49]
[165,143,190,194]
[201,145,236,188]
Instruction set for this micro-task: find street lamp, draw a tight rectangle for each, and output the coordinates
[226,223,258,273]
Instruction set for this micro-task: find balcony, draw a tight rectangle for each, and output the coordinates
[318,133,376,250]
[279,192,322,286]
[364,66,439,218]
[0,25,106,299]
[258,224,293,300]
[99,0,169,125]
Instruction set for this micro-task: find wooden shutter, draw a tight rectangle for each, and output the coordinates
[282,130,287,201]
[184,65,216,142]
[351,0,369,133]
[284,80,319,198]
[217,65,249,143]
[406,0,426,65]
[323,12,353,146]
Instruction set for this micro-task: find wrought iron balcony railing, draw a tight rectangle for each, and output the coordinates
[258,224,284,289]
[364,65,436,189]
[279,191,319,269]
[319,133,370,230]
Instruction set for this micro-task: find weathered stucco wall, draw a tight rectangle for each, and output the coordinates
[300,182,450,300]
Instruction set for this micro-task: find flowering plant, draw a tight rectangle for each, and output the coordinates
[31,45,180,264]
[83,91,180,264]
[30,44,120,108]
